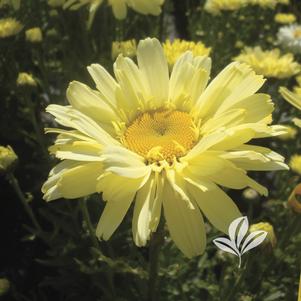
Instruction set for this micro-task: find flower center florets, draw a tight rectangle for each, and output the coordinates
[122,109,199,163]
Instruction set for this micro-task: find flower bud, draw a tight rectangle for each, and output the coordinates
[0,145,18,174]
[249,222,276,248]
[0,17,23,38]
[0,278,10,296]
[112,39,137,60]
[16,72,37,87]
[25,27,43,43]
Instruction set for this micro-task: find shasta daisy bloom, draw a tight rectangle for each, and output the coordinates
[0,17,23,38]
[234,46,301,79]
[163,39,211,68]
[274,13,296,24]
[42,38,288,258]
[248,0,288,8]
[204,0,247,15]
[277,25,301,54]
[60,0,164,26]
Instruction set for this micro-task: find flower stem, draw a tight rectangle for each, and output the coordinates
[7,172,42,233]
[148,222,165,301]
[79,199,99,248]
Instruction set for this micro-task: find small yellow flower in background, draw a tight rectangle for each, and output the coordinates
[42,38,288,258]
[0,278,10,296]
[287,183,301,214]
[249,0,288,8]
[234,47,301,79]
[249,222,276,247]
[0,0,20,10]
[0,146,18,174]
[274,13,296,24]
[163,39,211,68]
[111,39,137,60]
[0,18,23,38]
[55,0,164,26]
[204,0,247,15]
[25,27,43,43]
[289,155,301,175]
[277,125,297,140]
[16,72,37,87]
[235,40,244,49]
[47,0,65,7]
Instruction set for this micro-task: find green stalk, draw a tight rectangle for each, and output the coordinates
[79,199,99,248]
[148,222,165,301]
[7,172,42,233]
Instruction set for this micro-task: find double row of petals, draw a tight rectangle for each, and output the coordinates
[43,38,288,258]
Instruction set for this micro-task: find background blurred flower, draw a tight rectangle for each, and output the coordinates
[25,27,43,43]
[0,0,20,10]
[163,39,211,67]
[0,17,23,38]
[204,0,247,15]
[111,39,137,60]
[274,13,296,24]
[0,145,18,174]
[234,46,300,79]
[16,72,37,87]
[0,278,10,296]
[277,24,301,54]
[289,155,301,175]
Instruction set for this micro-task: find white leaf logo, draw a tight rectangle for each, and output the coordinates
[213,216,267,268]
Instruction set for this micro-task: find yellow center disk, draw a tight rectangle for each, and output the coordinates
[122,110,198,163]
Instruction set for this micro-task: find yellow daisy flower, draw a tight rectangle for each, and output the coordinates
[274,13,296,24]
[0,17,23,38]
[204,0,247,15]
[25,27,43,43]
[234,47,301,79]
[289,155,301,175]
[163,39,211,68]
[42,38,287,258]
[249,0,288,8]
[58,0,164,25]
[111,39,137,60]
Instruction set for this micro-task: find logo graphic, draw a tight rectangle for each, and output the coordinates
[213,216,267,268]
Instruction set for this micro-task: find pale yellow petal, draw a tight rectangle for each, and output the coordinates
[188,184,241,233]
[169,52,211,109]
[137,38,169,108]
[46,105,120,146]
[67,81,120,133]
[195,62,265,120]
[132,173,163,246]
[49,141,103,161]
[42,161,103,201]
[96,197,132,240]
[279,86,301,110]
[113,55,148,111]
[87,63,119,107]
[109,0,127,19]
[163,182,206,258]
